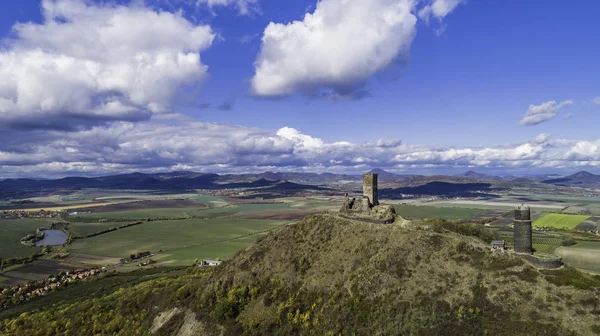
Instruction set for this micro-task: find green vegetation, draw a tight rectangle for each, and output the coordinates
[70,207,200,220]
[0,219,47,259]
[542,267,600,290]
[393,204,487,220]
[67,221,132,237]
[68,218,287,264]
[3,214,599,335]
[533,213,590,230]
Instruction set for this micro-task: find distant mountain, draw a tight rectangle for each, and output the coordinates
[366,168,412,182]
[457,171,510,181]
[542,171,600,188]
[222,172,361,185]
[0,172,328,200]
[381,181,499,198]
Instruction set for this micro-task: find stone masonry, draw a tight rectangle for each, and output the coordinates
[513,204,533,254]
[363,173,379,207]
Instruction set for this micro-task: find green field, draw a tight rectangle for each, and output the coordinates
[156,235,266,264]
[393,204,488,220]
[533,214,590,230]
[71,207,202,220]
[0,219,48,259]
[556,242,600,273]
[68,218,287,264]
[67,221,135,237]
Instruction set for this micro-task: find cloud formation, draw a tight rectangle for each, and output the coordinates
[251,0,418,98]
[0,0,215,130]
[2,116,600,179]
[418,0,464,22]
[195,0,260,15]
[593,97,600,105]
[520,100,574,126]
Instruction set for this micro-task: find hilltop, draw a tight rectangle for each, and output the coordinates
[3,214,600,335]
[543,171,600,188]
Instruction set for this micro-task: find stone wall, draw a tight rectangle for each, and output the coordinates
[519,254,563,269]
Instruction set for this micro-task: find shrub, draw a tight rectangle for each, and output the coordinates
[560,239,577,247]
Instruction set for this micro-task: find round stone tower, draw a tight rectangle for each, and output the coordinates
[513,204,533,254]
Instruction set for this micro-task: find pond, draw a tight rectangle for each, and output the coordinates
[35,230,68,246]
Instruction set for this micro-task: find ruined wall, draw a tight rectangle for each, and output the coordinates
[363,173,379,206]
[513,205,533,254]
[520,254,563,269]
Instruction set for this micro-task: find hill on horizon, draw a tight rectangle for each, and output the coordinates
[542,171,600,188]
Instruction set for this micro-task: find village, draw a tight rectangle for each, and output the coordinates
[0,209,63,220]
[0,268,102,308]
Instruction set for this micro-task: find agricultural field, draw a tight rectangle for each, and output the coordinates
[67,221,136,237]
[5,189,600,287]
[67,218,288,265]
[533,214,591,230]
[393,204,488,220]
[0,219,49,259]
[556,241,600,273]
[70,207,200,220]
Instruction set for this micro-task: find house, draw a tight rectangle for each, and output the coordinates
[202,260,222,266]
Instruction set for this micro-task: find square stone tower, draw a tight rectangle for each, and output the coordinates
[362,173,379,207]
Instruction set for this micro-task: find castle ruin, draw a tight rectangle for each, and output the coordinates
[363,173,379,207]
[339,173,395,223]
[513,204,533,254]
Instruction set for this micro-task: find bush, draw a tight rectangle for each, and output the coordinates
[560,239,577,247]
[543,267,600,290]
[430,219,498,243]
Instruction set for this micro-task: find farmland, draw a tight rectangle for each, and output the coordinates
[4,189,600,287]
[67,218,288,264]
[556,241,600,273]
[0,192,345,286]
[393,204,488,220]
[533,213,591,230]
[0,219,48,259]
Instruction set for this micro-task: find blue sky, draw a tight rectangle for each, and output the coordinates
[0,0,599,178]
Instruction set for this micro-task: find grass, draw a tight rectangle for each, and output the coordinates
[67,218,287,264]
[0,202,121,212]
[393,204,488,220]
[157,234,268,265]
[0,219,47,259]
[533,213,590,230]
[67,221,135,237]
[71,207,202,220]
[542,267,600,290]
[571,241,600,249]
[71,203,293,221]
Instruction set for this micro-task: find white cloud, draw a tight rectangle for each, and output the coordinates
[195,0,259,15]
[251,0,418,98]
[0,0,215,129]
[3,117,600,178]
[593,97,600,105]
[519,100,574,126]
[418,0,464,22]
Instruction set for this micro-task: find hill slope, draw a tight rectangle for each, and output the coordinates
[543,171,600,188]
[3,215,600,335]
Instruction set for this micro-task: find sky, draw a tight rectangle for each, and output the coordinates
[0,0,599,178]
